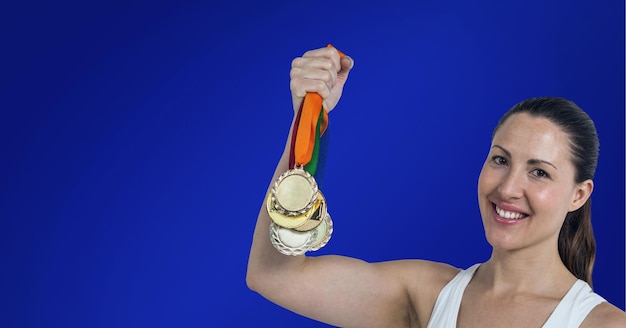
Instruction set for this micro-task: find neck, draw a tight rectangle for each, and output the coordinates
[479,246,577,296]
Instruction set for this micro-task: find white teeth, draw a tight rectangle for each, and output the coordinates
[495,205,526,220]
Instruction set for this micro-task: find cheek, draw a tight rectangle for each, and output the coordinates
[477,164,497,195]
[526,185,575,227]
[529,186,570,214]
[532,188,552,202]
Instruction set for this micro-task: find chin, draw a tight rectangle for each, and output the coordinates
[485,235,520,252]
[482,218,523,252]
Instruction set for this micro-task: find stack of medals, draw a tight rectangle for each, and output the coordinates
[266,165,332,256]
[267,46,344,255]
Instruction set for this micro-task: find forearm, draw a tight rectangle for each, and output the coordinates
[246,47,368,325]
[246,114,308,289]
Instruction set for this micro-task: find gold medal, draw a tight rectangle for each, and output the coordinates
[309,212,333,251]
[271,167,318,216]
[266,192,322,229]
[270,222,318,256]
[293,192,326,232]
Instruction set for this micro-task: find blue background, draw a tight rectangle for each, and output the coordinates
[2,1,624,327]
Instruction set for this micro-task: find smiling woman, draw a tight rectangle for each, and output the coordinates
[246,47,626,328]
[482,98,599,286]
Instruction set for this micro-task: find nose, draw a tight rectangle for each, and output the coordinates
[498,169,525,200]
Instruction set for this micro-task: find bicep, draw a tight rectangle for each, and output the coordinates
[253,255,452,328]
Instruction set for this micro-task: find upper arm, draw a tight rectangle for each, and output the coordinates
[250,254,459,328]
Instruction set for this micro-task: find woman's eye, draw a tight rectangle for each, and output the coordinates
[532,169,550,178]
[492,156,508,165]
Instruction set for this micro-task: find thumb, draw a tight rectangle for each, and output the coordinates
[336,55,354,85]
[323,54,354,112]
[340,55,355,74]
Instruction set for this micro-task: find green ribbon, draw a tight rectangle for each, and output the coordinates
[305,106,324,176]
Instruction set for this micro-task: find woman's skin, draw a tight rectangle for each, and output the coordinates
[462,112,589,327]
[246,46,626,328]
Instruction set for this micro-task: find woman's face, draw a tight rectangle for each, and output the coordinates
[477,113,591,252]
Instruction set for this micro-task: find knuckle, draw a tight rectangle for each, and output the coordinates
[289,79,300,92]
[323,70,334,83]
[291,57,303,68]
[318,88,330,99]
[317,80,329,94]
[321,59,333,71]
[289,67,300,79]
[327,71,338,85]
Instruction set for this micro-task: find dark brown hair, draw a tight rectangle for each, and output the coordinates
[493,97,599,286]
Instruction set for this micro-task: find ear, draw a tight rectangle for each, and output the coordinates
[568,179,593,212]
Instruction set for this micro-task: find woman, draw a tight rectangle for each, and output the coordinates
[246,46,626,327]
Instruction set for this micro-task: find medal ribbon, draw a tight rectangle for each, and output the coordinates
[290,44,345,179]
[304,107,325,176]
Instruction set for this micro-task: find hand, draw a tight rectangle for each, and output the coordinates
[290,46,355,113]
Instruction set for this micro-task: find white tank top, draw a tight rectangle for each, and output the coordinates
[426,264,606,327]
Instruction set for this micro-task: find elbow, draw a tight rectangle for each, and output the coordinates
[246,252,306,294]
[245,261,283,296]
[246,268,275,298]
[245,268,259,292]
[246,262,267,293]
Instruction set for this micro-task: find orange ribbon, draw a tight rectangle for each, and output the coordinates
[294,44,345,167]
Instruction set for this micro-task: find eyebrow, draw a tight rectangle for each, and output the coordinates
[492,145,558,170]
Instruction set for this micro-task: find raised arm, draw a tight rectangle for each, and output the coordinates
[246,46,458,328]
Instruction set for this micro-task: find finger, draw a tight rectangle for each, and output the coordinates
[291,56,339,75]
[290,78,331,100]
[290,66,337,93]
[301,47,341,72]
[291,57,338,88]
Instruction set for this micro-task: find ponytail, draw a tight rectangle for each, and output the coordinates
[558,198,596,287]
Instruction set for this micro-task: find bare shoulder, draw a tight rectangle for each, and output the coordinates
[581,302,626,328]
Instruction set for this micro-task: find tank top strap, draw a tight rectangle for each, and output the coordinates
[426,263,480,328]
[542,280,606,327]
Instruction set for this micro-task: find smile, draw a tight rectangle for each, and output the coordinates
[494,205,529,220]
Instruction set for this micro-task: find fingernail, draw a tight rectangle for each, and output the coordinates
[345,56,354,69]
